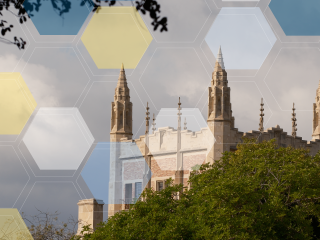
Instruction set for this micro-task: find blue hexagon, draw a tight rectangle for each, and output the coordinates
[23,0,93,35]
[269,0,320,36]
[81,142,152,206]
[205,8,277,69]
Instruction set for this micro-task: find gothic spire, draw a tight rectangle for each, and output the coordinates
[259,98,264,133]
[145,102,150,135]
[152,113,156,134]
[184,117,187,130]
[216,46,225,69]
[292,103,297,137]
[117,63,128,88]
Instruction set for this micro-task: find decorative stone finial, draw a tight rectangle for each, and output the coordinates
[121,63,124,70]
[184,117,187,130]
[145,102,150,135]
[259,98,264,133]
[152,113,156,134]
[292,102,297,138]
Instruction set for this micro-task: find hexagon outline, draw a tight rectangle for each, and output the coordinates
[137,47,211,112]
[263,47,320,111]
[263,1,320,43]
[200,40,259,78]
[140,0,212,44]
[21,47,91,108]
[19,181,93,226]
[0,145,31,209]
[80,6,153,70]
[22,0,93,43]
[204,7,277,71]
[197,80,274,145]
[77,142,152,206]
[77,80,147,143]
[211,0,259,9]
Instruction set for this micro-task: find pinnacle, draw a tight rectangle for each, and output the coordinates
[216,46,225,69]
[117,62,127,88]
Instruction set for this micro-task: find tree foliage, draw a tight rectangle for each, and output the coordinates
[22,208,80,240]
[76,139,320,239]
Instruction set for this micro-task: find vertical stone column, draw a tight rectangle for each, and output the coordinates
[77,198,104,234]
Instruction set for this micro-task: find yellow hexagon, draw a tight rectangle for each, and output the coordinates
[81,7,153,69]
[0,208,33,239]
[0,73,37,135]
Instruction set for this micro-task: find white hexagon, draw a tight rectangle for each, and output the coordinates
[23,108,94,170]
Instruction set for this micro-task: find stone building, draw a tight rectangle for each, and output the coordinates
[78,47,320,226]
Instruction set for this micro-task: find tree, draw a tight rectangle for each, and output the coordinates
[22,208,81,240]
[0,0,167,50]
[76,139,320,239]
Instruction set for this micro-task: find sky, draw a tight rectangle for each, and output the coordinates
[1,0,320,229]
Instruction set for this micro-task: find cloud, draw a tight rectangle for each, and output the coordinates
[0,54,61,107]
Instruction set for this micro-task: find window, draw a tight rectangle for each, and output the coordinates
[135,182,142,199]
[157,180,169,191]
[125,183,132,204]
[157,181,164,191]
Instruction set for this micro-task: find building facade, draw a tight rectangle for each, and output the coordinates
[78,48,320,224]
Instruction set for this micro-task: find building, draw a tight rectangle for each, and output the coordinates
[78,47,320,227]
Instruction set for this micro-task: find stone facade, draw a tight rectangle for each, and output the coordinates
[105,48,320,217]
[77,198,104,234]
[78,49,320,224]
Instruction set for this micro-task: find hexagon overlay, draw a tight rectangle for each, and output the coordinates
[20,47,90,108]
[269,0,320,36]
[0,209,32,239]
[139,0,211,43]
[81,142,152,206]
[264,48,320,111]
[23,108,94,170]
[23,0,93,35]
[205,8,276,69]
[81,7,153,69]
[0,146,29,209]
[0,73,37,135]
[146,108,214,171]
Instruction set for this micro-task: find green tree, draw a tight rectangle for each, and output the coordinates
[76,139,320,240]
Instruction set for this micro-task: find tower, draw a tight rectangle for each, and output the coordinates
[312,81,320,140]
[207,47,233,162]
[110,63,133,142]
[108,63,133,217]
[175,97,183,188]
